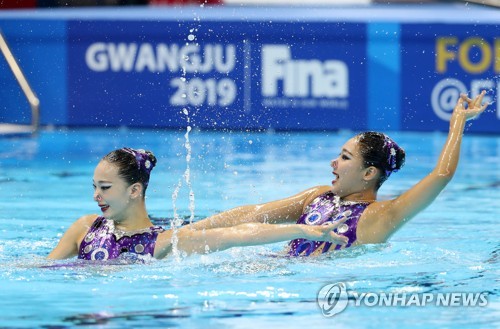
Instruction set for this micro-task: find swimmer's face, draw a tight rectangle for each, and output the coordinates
[93,160,134,221]
[330,137,370,197]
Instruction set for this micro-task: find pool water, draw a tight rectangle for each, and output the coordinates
[0,128,498,328]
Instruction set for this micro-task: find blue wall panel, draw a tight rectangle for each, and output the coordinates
[367,23,400,131]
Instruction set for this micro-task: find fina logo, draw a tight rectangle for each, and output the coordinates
[317,282,349,317]
[261,45,348,98]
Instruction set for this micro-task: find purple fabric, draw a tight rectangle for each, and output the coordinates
[78,217,164,261]
[287,191,370,257]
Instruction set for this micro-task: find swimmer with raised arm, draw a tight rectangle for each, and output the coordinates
[48,149,348,261]
[191,92,489,256]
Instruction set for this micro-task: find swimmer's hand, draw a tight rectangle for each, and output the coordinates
[455,90,489,121]
[299,220,349,245]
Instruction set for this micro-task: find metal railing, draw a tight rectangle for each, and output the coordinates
[0,30,40,135]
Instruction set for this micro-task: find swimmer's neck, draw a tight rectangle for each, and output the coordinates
[112,207,153,231]
[340,191,377,203]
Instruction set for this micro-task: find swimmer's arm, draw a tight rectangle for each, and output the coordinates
[47,215,97,260]
[189,186,329,230]
[175,220,348,255]
[358,92,488,242]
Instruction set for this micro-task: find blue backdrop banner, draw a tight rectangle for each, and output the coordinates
[1,6,499,133]
[68,20,367,130]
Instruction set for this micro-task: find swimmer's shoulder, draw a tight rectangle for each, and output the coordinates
[312,185,333,195]
[69,214,101,240]
[48,214,100,259]
[356,200,394,244]
[75,214,101,228]
[303,185,332,205]
[290,185,331,214]
[155,229,174,259]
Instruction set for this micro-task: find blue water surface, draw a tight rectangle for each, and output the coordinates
[0,128,498,328]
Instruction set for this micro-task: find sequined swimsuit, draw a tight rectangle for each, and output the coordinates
[78,216,164,260]
[288,191,370,256]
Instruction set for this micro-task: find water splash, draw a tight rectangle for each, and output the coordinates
[170,21,201,261]
[171,119,195,261]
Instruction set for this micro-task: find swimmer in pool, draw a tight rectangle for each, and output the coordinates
[191,92,489,256]
[48,149,349,261]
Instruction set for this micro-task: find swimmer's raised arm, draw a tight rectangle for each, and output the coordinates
[47,214,97,260]
[171,218,348,255]
[358,92,489,242]
[189,186,326,230]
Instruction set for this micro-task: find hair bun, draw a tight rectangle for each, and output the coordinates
[144,150,157,170]
[394,147,406,171]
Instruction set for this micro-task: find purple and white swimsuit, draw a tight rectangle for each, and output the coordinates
[288,191,370,257]
[78,216,164,261]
